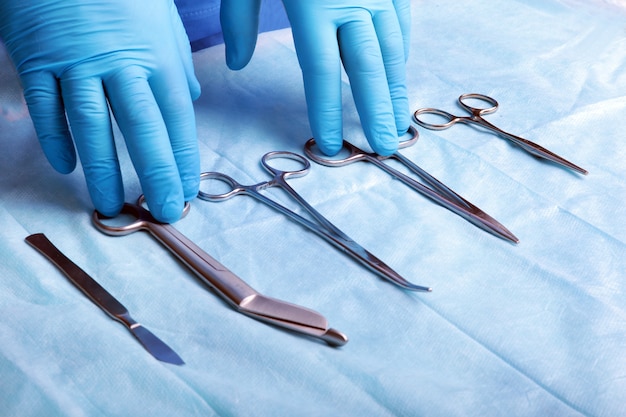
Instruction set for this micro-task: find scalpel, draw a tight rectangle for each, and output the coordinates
[26,233,185,365]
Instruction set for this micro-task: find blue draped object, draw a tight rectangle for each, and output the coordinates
[1,1,625,416]
[174,0,289,51]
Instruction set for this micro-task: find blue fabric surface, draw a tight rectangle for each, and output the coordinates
[1,1,625,416]
[175,0,289,51]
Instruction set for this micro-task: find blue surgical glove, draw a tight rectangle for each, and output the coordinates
[221,0,411,156]
[0,0,201,223]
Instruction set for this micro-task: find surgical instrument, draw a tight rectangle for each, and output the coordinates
[26,233,185,365]
[304,126,519,243]
[198,151,432,292]
[92,196,348,347]
[413,93,588,175]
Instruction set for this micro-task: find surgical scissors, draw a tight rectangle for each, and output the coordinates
[304,126,519,243]
[198,151,431,292]
[413,93,588,175]
[92,196,348,347]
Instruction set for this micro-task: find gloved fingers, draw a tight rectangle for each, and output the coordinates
[104,66,185,223]
[150,65,200,203]
[60,76,124,217]
[20,71,77,174]
[170,0,201,100]
[373,8,411,136]
[288,18,344,156]
[393,0,412,61]
[338,17,398,156]
[220,0,262,70]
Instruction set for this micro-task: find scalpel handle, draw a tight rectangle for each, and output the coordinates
[25,233,128,319]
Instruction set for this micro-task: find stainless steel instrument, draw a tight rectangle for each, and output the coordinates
[91,197,348,347]
[413,93,588,175]
[199,149,432,291]
[25,233,185,365]
[304,126,519,243]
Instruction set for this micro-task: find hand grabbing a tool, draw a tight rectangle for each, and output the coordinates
[0,0,200,223]
[221,0,412,157]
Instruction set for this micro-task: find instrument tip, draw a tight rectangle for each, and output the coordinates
[160,353,185,366]
[321,328,349,347]
[508,234,520,244]
[492,226,519,244]
[404,283,433,292]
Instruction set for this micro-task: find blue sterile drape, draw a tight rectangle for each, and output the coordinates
[0,1,624,416]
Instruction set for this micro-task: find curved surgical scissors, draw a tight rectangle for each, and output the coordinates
[198,151,431,292]
[413,93,588,175]
[304,126,519,244]
[92,195,348,347]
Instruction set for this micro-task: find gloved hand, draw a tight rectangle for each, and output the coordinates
[0,0,200,223]
[221,0,411,156]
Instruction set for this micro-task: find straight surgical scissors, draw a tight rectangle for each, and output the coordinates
[304,126,519,243]
[413,93,588,175]
[92,196,348,347]
[198,151,431,292]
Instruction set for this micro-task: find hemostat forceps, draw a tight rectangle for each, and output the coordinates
[304,126,519,244]
[198,151,431,292]
[92,196,348,347]
[413,93,588,175]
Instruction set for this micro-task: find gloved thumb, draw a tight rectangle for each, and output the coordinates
[220,0,261,70]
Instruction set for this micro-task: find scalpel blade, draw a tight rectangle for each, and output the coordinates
[129,324,184,365]
[25,233,184,365]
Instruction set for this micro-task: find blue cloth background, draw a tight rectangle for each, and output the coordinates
[1,0,625,416]
[174,0,289,51]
